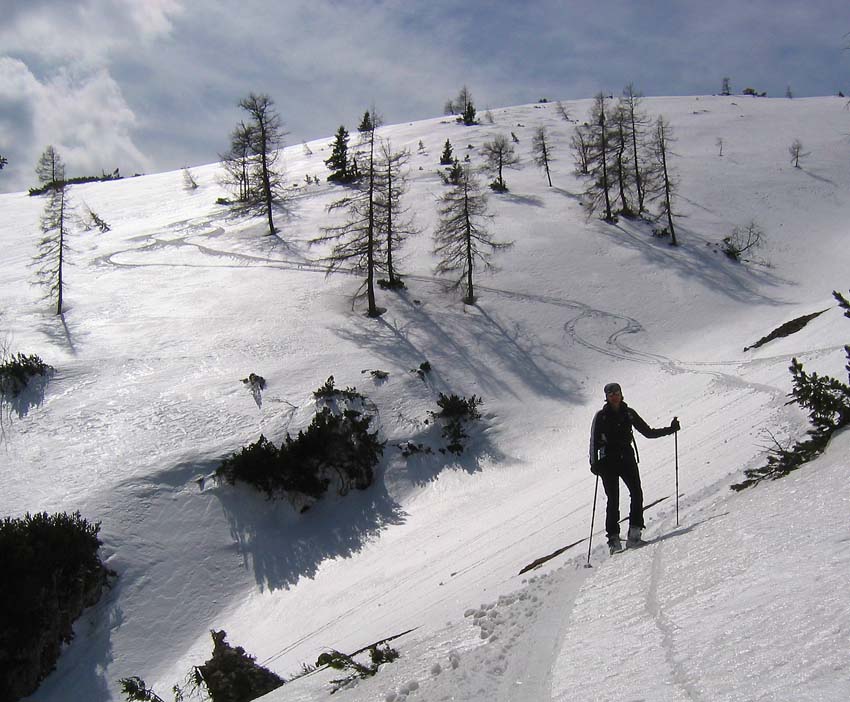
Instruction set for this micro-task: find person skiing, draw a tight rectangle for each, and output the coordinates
[589,382,680,554]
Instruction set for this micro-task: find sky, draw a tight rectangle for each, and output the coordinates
[1,0,848,194]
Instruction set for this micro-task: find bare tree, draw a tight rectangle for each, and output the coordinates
[33,185,73,314]
[570,125,592,175]
[646,116,679,245]
[481,133,520,191]
[716,137,724,157]
[220,121,256,203]
[376,141,418,288]
[433,166,511,304]
[610,104,636,217]
[531,126,555,187]
[582,93,616,222]
[721,77,732,96]
[555,100,571,121]
[237,93,287,235]
[312,109,385,317]
[35,145,65,188]
[620,85,650,213]
[723,221,765,261]
[789,138,807,168]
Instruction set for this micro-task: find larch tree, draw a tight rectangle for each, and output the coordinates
[570,125,592,176]
[433,165,512,304]
[220,121,256,203]
[531,126,555,187]
[481,133,520,192]
[36,145,66,188]
[610,104,636,217]
[582,93,616,222]
[237,93,287,236]
[312,109,385,317]
[376,141,417,289]
[33,185,73,314]
[646,116,679,246]
[620,84,650,213]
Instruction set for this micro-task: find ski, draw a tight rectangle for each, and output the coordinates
[518,495,669,575]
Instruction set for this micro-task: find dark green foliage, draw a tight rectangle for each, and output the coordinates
[0,353,52,398]
[432,393,482,454]
[462,101,477,126]
[325,126,356,183]
[1,512,110,701]
[28,170,121,196]
[197,630,285,702]
[313,375,364,401]
[119,677,167,702]
[217,378,383,501]
[744,310,828,351]
[316,643,399,693]
[732,290,850,490]
[440,139,454,166]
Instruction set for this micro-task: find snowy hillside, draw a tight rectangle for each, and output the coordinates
[1,95,848,702]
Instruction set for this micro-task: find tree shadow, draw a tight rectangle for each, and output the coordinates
[332,291,581,402]
[4,371,52,418]
[212,478,408,592]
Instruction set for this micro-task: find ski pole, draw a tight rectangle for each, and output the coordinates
[674,417,679,526]
[585,474,600,568]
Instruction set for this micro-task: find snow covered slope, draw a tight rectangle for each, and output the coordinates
[1,95,848,701]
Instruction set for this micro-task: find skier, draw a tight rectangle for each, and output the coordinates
[589,382,680,553]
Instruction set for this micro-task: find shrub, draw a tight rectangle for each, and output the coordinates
[722,221,765,261]
[432,393,482,454]
[0,353,53,399]
[317,643,399,693]
[218,379,384,503]
[732,290,850,490]
[0,512,111,701]
[198,630,285,702]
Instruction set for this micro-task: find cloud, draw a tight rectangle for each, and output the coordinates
[0,58,151,192]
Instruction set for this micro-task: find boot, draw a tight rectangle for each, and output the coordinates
[608,536,624,555]
[626,526,644,548]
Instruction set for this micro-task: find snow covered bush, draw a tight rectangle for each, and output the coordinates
[0,512,111,702]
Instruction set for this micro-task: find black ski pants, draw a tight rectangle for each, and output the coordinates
[600,457,644,541]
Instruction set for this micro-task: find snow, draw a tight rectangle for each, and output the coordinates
[1,94,848,702]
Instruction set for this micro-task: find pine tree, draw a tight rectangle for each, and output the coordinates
[358,110,374,133]
[531,126,555,187]
[433,165,511,304]
[325,125,353,182]
[440,139,454,166]
[33,185,73,315]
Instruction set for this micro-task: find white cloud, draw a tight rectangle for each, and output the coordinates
[0,58,151,192]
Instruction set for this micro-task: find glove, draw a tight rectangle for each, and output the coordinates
[670,417,680,432]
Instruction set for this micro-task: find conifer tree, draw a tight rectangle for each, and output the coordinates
[570,125,592,176]
[0,154,7,171]
[531,126,555,187]
[376,141,417,288]
[433,165,512,304]
[620,85,650,213]
[33,185,73,315]
[325,125,354,182]
[220,121,255,203]
[646,116,679,245]
[481,133,520,192]
[610,104,636,217]
[440,139,454,166]
[582,93,616,222]
[35,145,65,189]
[236,93,287,235]
[312,109,385,316]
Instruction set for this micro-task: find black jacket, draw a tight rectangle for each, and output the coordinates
[589,401,673,471]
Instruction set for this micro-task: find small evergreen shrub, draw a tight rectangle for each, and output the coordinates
[218,379,384,503]
[1,512,111,701]
[732,289,850,490]
[198,630,285,702]
[317,643,400,693]
[432,393,482,454]
[0,353,53,398]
